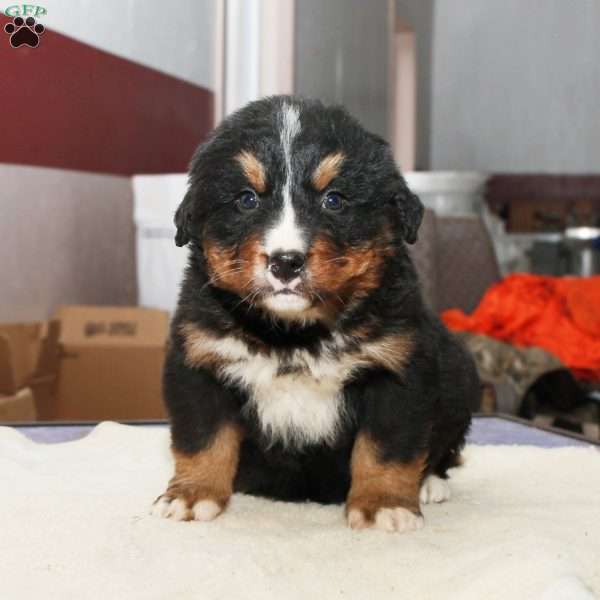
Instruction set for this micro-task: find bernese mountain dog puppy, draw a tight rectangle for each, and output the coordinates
[152,96,478,533]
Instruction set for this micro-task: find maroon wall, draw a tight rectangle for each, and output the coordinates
[0,15,213,175]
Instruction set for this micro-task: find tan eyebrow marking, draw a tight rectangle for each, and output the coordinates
[312,151,346,191]
[235,150,266,193]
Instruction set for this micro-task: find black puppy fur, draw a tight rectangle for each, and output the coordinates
[154,96,478,531]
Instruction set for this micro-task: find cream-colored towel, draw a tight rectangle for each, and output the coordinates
[0,422,598,600]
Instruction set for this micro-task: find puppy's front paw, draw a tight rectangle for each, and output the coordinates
[150,486,228,522]
[347,501,424,533]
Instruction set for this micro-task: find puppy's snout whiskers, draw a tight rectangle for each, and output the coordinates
[234,287,262,313]
[208,263,249,286]
[320,256,348,265]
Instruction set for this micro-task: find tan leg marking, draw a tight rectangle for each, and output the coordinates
[346,432,426,533]
[152,423,244,522]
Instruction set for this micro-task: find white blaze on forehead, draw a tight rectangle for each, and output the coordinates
[264,102,305,255]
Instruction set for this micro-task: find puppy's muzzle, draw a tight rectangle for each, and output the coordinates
[268,251,305,283]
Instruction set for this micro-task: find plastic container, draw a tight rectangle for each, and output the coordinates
[132,174,189,313]
[403,171,488,216]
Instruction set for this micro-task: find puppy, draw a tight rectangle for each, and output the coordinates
[152,96,478,532]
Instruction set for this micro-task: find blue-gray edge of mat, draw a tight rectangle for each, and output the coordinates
[5,416,597,448]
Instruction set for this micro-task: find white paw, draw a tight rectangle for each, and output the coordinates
[374,507,424,533]
[419,475,451,504]
[151,496,189,521]
[191,499,222,522]
[150,496,223,522]
[347,508,368,529]
[348,507,424,533]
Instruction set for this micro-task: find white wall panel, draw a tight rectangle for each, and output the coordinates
[40,0,218,89]
[432,0,600,173]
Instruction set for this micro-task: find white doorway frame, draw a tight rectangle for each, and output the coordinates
[214,0,295,124]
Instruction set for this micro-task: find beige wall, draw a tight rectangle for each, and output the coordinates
[0,164,136,323]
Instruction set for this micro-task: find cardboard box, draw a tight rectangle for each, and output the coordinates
[0,320,60,422]
[54,306,169,420]
[0,388,37,421]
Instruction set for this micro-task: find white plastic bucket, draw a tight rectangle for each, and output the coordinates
[132,174,189,313]
[403,171,488,216]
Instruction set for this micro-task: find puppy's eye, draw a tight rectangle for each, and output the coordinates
[322,191,345,212]
[236,191,259,212]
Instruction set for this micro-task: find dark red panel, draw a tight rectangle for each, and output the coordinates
[0,15,213,175]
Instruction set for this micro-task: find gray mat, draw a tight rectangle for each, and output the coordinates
[10,417,594,447]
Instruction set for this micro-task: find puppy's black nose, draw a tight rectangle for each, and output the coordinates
[268,252,305,283]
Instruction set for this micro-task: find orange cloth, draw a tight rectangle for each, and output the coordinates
[442,274,600,381]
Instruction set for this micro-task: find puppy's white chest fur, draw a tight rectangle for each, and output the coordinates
[239,360,345,448]
[208,336,357,448]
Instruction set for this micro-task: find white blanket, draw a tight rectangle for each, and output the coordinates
[0,422,598,600]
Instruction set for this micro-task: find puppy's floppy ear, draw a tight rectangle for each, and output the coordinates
[174,190,194,247]
[395,181,424,245]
